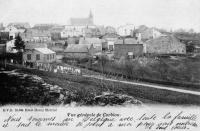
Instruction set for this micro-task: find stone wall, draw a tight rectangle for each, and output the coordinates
[114,44,143,59]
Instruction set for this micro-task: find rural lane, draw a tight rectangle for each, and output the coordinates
[83,74,200,96]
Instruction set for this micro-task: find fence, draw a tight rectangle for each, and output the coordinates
[8,60,82,76]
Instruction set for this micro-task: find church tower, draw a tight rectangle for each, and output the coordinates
[89,10,93,19]
[89,10,94,25]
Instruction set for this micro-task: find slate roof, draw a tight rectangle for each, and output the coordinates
[79,38,102,45]
[64,44,91,53]
[25,43,47,50]
[7,22,31,29]
[145,35,184,45]
[115,38,139,44]
[32,24,56,30]
[34,48,55,54]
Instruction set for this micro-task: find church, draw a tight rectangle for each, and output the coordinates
[61,11,96,38]
[70,10,94,26]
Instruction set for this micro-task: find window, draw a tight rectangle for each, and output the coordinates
[27,54,31,60]
[36,54,40,60]
[47,54,49,60]
[50,54,52,60]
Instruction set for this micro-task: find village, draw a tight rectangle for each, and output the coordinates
[0,10,200,106]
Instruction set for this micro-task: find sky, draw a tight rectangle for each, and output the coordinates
[0,0,200,32]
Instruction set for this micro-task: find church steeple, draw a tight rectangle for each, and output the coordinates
[89,9,93,18]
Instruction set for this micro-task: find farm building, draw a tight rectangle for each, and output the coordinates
[144,35,186,54]
[114,44,143,59]
[64,44,96,59]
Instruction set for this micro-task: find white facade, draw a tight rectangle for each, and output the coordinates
[5,26,25,39]
[6,40,17,53]
[138,28,162,40]
[117,24,136,36]
[61,25,96,38]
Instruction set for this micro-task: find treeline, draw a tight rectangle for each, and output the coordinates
[67,56,200,90]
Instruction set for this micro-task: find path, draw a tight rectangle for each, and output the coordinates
[83,74,200,96]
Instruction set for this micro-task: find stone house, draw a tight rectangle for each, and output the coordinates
[114,44,143,59]
[79,37,102,52]
[23,47,56,63]
[144,35,186,54]
[102,33,119,51]
[20,29,51,43]
[64,44,95,59]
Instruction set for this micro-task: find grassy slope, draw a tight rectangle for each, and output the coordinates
[7,64,200,105]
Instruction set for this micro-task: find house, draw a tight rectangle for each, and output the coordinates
[0,32,9,44]
[114,44,143,59]
[114,37,143,59]
[117,24,136,36]
[193,45,200,53]
[66,37,79,45]
[144,35,186,54]
[0,44,6,55]
[7,22,31,29]
[0,32,9,55]
[64,44,95,59]
[79,37,102,52]
[4,25,26,40]
[115,38,141,45]
[102,33,120,51]
[23,47,56,63]
[51,32,61,41]
[84,27,101,37]
[50,25,65,41]
[61,26,85,38]
[50,25,65,33]
[20,29,51,42]
[6,40,17,53]
[32,24,56,30]
[135,27,162,41]
[105,26,117,34]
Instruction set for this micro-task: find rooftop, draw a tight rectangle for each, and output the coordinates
[64,44,92,53]
[35,48,55,54]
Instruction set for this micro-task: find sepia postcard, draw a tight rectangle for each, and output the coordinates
[0,0,200,130]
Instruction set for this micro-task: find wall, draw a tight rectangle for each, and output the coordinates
[114,44,143,59]
[117,24,135,36]
[64,52,88,59]
[23,50,56,63]
[145,36,186,54]
[141,28,162,40]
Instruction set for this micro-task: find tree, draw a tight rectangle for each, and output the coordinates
[14,34,25,64]
[14,34,25,52]
[99,55,108,74]
[64,40,68,47]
